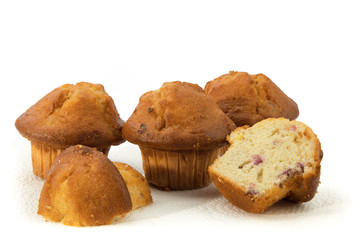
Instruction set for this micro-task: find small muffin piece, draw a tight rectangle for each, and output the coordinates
[38,145,132,226]
[15,82,125,178]
[204,71,299,126]
[113,162,153,210]
[209,118,322,213]
[122,81,236,190]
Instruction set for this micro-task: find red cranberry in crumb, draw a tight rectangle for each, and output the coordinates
[246,183,258,195]
[252,154,263,165]
[246,190,259,196]
[278,168,291,178]
[290,125,297,132]
[297,162,305,172]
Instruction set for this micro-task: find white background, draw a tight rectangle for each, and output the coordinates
[1,0,359,239]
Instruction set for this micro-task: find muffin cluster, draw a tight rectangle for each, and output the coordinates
[15,82,152,227]
[15,71,323,225]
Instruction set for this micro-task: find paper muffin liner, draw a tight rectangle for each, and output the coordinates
[30,142,111,179]
[139,145,228,190]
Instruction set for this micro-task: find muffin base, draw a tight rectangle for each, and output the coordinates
[139,145,228,190]
[30,142,111,179]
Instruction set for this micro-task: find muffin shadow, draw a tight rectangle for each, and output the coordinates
[261,186,344,217]
[202,185,345,221]
[122,184,222,223]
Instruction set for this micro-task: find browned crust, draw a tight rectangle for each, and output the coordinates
[122,81,236,151]
[113,162,153,210]
[208,119,322,213]
[285,130,323,203]
[209,170,281,213]
[38,145,132,226]
[15,82,125,148]
[204,72,299,126]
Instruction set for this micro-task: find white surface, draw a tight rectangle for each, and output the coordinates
[1,0,359,238]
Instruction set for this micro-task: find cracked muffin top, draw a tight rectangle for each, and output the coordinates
[15,82,125,148]
[122,81,236,151]
[204,71,299,126]
[38,145,132,226]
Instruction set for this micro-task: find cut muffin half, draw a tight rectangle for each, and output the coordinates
[209,118,322,213]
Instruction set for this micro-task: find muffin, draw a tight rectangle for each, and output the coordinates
[209,118,322,213]
[38,145,132,226]
[113,162,153,210]
[15,82,125,178]
[122,81,236,190]
[204,71,299,126]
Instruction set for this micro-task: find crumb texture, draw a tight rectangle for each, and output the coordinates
[209,118,322,213]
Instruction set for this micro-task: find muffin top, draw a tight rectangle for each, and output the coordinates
[37,145,132,226]
[204,71,299,126]
[122,81,236,151]
[15,82,125,148]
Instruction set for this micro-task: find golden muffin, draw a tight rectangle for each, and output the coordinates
[38,145,132,226]
[15,82,125,178]
[122,81,236,190]
[204,71,299,126]
[209,118,322,213]
[113,162,153,210]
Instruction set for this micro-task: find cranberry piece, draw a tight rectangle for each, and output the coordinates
[290,125,297,132]
[138,123,147,134]
[252,154,263,165]
[246,190,259,196]
[246,183,258,195]
[278,168,291,178]
[297,162,305,172]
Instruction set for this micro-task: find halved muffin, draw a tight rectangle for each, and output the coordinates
[209,118,322,213]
